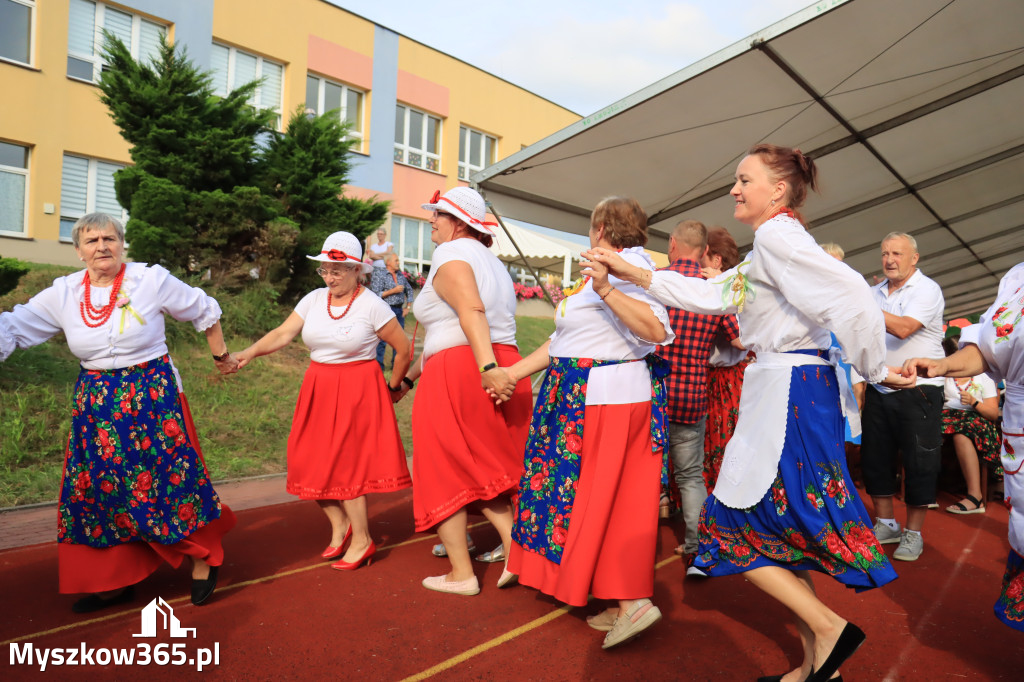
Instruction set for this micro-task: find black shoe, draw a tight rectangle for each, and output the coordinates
[190,566,219,606]
[807,623,865,681]
[757,675,843,682]
[72,586,135,614]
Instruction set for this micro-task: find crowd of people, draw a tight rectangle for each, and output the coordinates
[1,143,1021,679]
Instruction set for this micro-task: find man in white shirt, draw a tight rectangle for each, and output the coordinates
[861,232,946,561]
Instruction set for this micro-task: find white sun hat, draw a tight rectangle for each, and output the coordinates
[306,231,373,274]
[421,187,498,236]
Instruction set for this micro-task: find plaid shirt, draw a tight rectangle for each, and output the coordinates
[658,259,740,424]
[369,267,413,306]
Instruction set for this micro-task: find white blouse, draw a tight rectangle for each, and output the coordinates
[549,247,674,405]
[0,263,221,371]
[649,214,887,383]
[294,287,395,364]
[647,214,887,508]
[413,238,518,363]
[942,373,998,411]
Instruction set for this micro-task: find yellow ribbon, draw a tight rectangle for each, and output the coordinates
[720,260,755,313]
[118,302,146,334]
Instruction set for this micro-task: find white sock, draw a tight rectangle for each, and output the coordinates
[877,518,899,531]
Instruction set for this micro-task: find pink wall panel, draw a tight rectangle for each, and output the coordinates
[396,70,449,117]
[307,35,373,90]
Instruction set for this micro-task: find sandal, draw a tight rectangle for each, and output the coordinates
[946,494,985,515]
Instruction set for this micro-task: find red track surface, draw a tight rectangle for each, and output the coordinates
[1,487,1018,681]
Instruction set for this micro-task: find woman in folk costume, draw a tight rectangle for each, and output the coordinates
[235,231,411,570]
[0,213,236,611]
[586,145,911,681]
[504,196,674,650]
[903,263,1024,631]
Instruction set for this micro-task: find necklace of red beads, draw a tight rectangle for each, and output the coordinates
[327,283,362,320]
[80,263,127,328]
[764,206,796,222]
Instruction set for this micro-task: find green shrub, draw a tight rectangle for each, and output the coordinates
[0,257,30,297]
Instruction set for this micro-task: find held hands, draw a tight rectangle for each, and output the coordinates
[899,356,948,381]
[213,353,240,375]
[482,366,517,405]
[878,365,916,389]
[234,348,255,371]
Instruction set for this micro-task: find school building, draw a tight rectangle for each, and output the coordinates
[0,0,579,271]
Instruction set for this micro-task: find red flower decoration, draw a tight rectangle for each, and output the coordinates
[169,473,182,485]
[140,437,152,450]
[530,473,545,491]
[178,503,194,521]
[790,532,807,549]
[149,387,159,401]
[552,526,568,546]
[91,525,103,538]
[996,324,1014,338]
[162,419,182,438]
[76,472,91,491]
[115,513,133,529]
[100,480,114,493]
[136,471,153,491]
[565,433,583,454]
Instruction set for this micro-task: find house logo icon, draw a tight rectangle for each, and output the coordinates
[133,597,196,638]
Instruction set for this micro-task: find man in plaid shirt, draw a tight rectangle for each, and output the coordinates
[659,220,741,576]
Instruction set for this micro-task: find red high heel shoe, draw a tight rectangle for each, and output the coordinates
[331,541,376,571]
[320,526,353,560]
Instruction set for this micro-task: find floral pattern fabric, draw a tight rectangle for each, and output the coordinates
[996,548,1024,630]
[694,363,897,591]
[59,355,222,548]
[703,359,750,492]
[512,355,670,564]
[941,408,1004,474]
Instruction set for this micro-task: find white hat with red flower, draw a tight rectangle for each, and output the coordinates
[421,187,498,236]
[306,231,373,273]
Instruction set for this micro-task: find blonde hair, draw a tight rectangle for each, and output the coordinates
[819,242,845,260]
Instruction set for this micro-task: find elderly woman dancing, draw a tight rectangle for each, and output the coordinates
[398,187,530,596]
[236,231,411,569]
[0,213,237,612]
[586,145,910,680]
[903,263,1024,631]
[505,196,673,649]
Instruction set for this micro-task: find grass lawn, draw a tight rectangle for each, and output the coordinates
[1,266,553,507]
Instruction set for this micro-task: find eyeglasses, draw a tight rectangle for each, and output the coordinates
[316,267,355,277]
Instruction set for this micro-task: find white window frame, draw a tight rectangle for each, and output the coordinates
[458,126,497,181]
[211,42,284,128]
[0,0,35,67]
[66,0,165,83]
[59,154,127,243]
[392,215,435,275]
[0,141,30,237]
[394,104,441,173]
[305,74,365,147]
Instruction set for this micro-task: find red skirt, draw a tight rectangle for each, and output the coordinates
[508,402,661,607]
[703,360,749,492]
[287,359,411,500]
[58,394,236,594]
[412,344,532,531]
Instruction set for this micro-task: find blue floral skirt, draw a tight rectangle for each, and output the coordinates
[995,548,1024,630]
[695,363,897,591]
[59,355,224,548]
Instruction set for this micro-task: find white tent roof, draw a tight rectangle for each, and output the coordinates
[490,220,583,282]
[474,0,1024,318]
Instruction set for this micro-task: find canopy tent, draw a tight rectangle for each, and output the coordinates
[474,0,1024,319]
[490,219,583,284]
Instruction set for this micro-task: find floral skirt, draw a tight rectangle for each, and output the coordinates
[695,364,897,591]
[287,359,410,500]
[703,360,748,492]
[942,408,1003,475]
[58,355,234,593]
[996,548,1024,630]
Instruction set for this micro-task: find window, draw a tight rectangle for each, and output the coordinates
[458,126,496,181]
[60,154,126,241]
[67,0,165,82]
[394,104,441,172]
[305,75,364,145]
[393,215,435,274]
[0,0,34,66]
[0,141,29,236]
[211,43,283,127]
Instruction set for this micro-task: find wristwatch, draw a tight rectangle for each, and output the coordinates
[387,382,402,392]
[402,377,415,389]
[479,362,498,373]
[212,350,231,362]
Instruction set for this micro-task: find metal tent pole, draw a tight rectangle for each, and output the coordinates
[484,201,556,309]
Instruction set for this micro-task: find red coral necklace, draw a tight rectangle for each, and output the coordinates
[327,283,361,320]
[80,264,126,328]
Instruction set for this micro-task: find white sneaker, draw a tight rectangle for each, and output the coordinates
[872,519,901,545]
[601,599,662,649]
[892,530,923,562]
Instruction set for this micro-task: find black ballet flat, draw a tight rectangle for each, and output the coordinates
[72,586,135,614]
[807,622,865,681]
[190,566,219,606]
